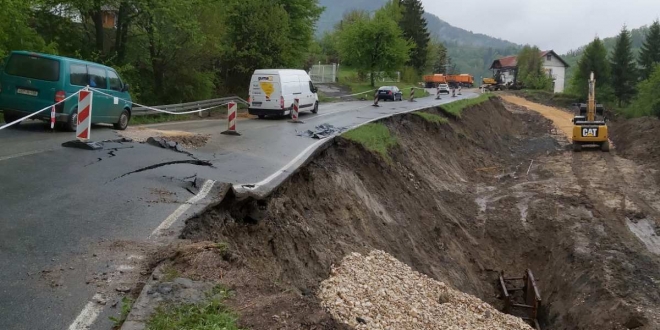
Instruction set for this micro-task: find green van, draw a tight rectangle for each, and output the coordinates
[0,51,132,131]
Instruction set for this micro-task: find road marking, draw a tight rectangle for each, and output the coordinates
[67,294,105,330]
[0,149,56,162]
[149,180,216,238]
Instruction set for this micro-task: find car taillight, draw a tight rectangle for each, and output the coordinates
[247,96,252,105]
[388,91,392,95]
[55,91,66,103]
[280,96,284,109]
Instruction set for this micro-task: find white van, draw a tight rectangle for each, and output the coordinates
[248,69,319,118]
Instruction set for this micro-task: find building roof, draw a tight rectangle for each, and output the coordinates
[489,50,569,70]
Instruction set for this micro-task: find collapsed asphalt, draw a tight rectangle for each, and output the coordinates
[0,92,475,330]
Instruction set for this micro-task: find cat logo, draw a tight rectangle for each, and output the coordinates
[581,127,599,137]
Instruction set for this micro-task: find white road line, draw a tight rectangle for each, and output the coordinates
[149,179,216,238]
[236,94,476,192]
[67,294,105,330]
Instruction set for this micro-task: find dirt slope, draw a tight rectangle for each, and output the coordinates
[173,97,660,329]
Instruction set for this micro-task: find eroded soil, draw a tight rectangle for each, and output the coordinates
[168,97,660,329]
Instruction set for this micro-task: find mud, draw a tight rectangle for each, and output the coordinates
[172,97,660,329]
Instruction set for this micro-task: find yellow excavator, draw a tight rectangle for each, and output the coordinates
[572,72,609,152]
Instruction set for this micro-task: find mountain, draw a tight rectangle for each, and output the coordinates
[562,25,650,82]
[315,0,521,79]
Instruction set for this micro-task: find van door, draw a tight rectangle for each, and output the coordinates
[86,66,112,122]
[250,74,281,111]
[107,69,126,119]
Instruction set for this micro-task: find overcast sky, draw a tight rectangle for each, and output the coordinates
[421,0,660,53]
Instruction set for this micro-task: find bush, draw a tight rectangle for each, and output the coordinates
[623,65,660,118]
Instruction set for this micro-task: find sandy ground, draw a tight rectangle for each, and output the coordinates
[501,94,575,139]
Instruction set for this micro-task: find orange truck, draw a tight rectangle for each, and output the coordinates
[423,74,447,88]
[446,74,474,87]
[424,73,474,88]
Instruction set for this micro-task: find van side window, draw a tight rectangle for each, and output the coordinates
[108,70,123,91]
[70,64,88,86]
[88,66,107,89]
[308,81,315,93]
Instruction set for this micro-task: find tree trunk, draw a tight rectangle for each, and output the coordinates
[146,15,164,98]
[91,9,105,55]
[115,1,131,63]
[370,71,375,87]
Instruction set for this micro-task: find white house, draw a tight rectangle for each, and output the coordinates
[489,50,569,93]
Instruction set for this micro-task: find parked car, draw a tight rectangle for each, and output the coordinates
[377,86,402,101]
[0,51,132,131]
[248,69,319,119]
[438,83,451,94]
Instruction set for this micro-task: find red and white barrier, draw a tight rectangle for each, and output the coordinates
[409,88,415,102]
[50,106,56,130]
[289,98,303,123]
[373,92,380,107]
[77,89,93,141]
[221,102,241,136]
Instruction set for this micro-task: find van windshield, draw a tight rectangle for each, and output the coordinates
[5,54,60,82]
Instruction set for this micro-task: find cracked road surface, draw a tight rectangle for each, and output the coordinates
[0,92,475,330]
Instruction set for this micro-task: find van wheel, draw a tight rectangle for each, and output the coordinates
[65,109,78,132]
[311,102,319,114]
[3,113,20,127]
[114,109,130,130]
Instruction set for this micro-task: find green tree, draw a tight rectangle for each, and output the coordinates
[0,0,55,59]
[638,20,660,80]
[610,25,638,106]
[337,11,410,87]
[398,0,430,74]
[516,45,553,90]
[221,0,291,93]
[426,40,448,74]
[570,37,613,101]
[625,65,660,117]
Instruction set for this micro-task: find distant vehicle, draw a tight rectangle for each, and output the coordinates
[248,69,318,119]
[423,74,447,88]
[377,86,403,101]
[438,84,450,94]
[0,51,132,131]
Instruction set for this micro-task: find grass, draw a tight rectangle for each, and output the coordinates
[110,297,133,328]
[413,112,448,124]
[337,67,430,99]
[441,94,496,117]
[146,286,241,330]
[162,265,180,282]
[342,123,398,162]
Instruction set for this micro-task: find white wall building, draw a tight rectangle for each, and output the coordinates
[490,50,569,93]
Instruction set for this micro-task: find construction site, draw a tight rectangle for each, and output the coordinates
[120,90,660,330]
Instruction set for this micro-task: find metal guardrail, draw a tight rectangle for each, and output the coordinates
[132,96,248,116]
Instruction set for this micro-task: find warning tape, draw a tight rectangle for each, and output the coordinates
[88,87,243,115]
[0,92,81,131]
[329,89,377,98]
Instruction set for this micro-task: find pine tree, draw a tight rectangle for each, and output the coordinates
[611,26,638,106]
[432,42,448,73]
[639,20,660,80]
[398,0,430,74]
[570,37,613,101]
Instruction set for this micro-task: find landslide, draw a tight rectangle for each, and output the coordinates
[176,97,660,330]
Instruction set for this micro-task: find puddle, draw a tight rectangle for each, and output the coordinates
[626,218,660,255]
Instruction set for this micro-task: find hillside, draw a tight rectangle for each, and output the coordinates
[562,25,650,82]
[316,0,521,79]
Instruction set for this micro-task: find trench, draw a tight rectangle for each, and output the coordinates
[176,97,660,330]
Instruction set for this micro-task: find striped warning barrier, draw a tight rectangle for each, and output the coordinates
[409,87,416,102]
[77,89,93,141]
[50,106,56,130]
[221,101,240,136]
[372,92,380,107]
[289,98,303,123]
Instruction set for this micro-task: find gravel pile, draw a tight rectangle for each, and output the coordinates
[318,250,532,330]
